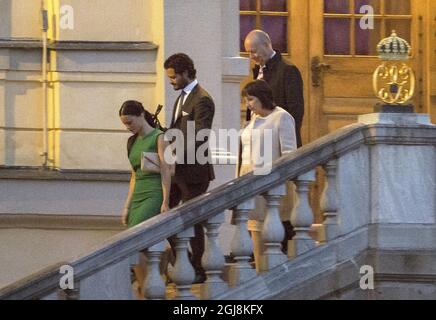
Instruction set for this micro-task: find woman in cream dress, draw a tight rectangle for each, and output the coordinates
[238,80,297,270]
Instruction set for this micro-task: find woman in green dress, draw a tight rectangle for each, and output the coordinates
[119,100,172,227]
[119,100,172,297]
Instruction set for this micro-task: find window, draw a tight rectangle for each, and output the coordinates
[324,0,412,56]
[240,0,288,53]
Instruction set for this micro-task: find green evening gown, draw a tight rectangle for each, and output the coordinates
[127,128,164,227]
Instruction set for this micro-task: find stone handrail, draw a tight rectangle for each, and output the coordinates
[1,122,435,300]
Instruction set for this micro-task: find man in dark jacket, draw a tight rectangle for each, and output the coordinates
[244,30,304,254]
[244,29,304,147]
[164,53,215,283]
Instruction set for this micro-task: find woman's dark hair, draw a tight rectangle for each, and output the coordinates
[241,80,275,110]
[164,53,197,79]
[119,100,156,128]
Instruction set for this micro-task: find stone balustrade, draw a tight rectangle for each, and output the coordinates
[1,115,434,300]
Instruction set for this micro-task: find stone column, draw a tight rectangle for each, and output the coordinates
[320,159,339,241]
[229,199,256,287]
[144,241,167,300]
[170,227,196,300]
[261,184,287,271]
[289,170,317,257]
[201,212,228,299]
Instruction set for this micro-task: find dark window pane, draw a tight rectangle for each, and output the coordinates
[261,16,288,53]
[385,0,410,15]
[354,0,381,14]
[261,0,286,12]
[240,15,256,51]
[324,0,349,14]
[385,20,411,44]
[324,18,351,55]
[355,19,382,55]
[240,0,257,11]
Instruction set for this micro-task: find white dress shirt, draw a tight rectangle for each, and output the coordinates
[174,79,198,121]
[257,51,277,80]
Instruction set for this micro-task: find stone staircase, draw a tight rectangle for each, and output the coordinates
[1,113,435,300]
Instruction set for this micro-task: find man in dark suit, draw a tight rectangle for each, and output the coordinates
[244,30,304,253]
[244,30,304,148]
[164,53,215,283]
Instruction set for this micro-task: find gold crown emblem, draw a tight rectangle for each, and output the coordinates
[376,30,411,61]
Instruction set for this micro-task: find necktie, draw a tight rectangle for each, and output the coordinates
[257,66,265,80]
[175,90,186,122]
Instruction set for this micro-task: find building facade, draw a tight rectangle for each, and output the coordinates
[0,0,248,170]
[0,0,248,287]
[1,0,435,290]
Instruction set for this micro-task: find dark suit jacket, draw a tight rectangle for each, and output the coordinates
[170,83,215,184]
[252,51,304,147]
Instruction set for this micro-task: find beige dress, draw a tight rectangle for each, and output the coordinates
[239,106,297,231]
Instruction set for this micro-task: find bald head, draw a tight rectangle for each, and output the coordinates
[244,30,274,66]
[245,30,272,47]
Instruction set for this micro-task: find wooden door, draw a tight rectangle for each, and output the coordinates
[303,0,425,142]
[240,0,430,139]
[430,0,436,123]
[290,0,429,221]
[239,0,430,222]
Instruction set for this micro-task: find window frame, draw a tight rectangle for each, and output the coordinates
[239,0,290,55]
[323,0,413,57]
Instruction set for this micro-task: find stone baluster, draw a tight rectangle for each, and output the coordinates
[261,184,287,271]
[144,241,167,300]
[320,159,339,241]
[229,199,256,287]
[201,212,228,299]
[289,170,317,257]
[170,227,196,299]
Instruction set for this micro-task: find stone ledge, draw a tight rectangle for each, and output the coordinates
[0,214,124,231]
[215,225,436,300]
[359,112,434,126]
[0,38,42,49]
[0,167,130,182]
[2,122,435,299]
[376,273,436,283]
[0,39,158,51]
[270,248,436,299]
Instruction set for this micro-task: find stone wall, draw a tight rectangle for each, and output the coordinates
[0,1,248,286]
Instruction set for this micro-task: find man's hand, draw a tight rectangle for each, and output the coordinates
[161,202,170,213]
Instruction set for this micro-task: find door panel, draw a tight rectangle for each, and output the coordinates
[303,0,425,223]
[309,0,422,141]
[323,71,375,97]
